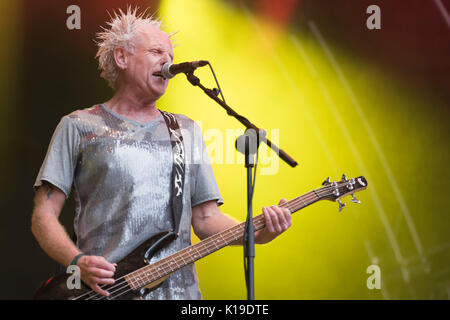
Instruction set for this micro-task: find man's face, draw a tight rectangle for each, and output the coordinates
[124,23,174,100]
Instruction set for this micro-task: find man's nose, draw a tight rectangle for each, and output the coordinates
[160,53,172,66]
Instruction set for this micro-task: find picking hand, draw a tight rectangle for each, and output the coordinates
[76,255,117,297]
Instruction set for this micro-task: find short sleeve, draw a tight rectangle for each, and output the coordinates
[33,116,80,198]
[190,122,224,207]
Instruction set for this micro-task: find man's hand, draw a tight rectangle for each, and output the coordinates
[255,198,292,244]
[76,255,117,297]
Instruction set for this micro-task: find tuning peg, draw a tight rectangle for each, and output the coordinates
[351,194,361,204]
[338,199,346,212]
[341,174,348,181]
[322,177,331,186]
[331,181,340,196]
[347,178,355,190]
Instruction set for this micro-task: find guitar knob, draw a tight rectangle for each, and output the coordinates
[347,178,355,190]
[331,181,340,196]
[338,199,346,212]
[341,174,348,181]
[351,194,361,204]
[322,177,331,186]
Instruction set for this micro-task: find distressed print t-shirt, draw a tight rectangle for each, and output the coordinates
[34,103,223,300]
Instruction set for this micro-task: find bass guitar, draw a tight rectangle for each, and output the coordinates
[33,174,367,300]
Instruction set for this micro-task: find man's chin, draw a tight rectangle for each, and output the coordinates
[147,88,167,101]
[145,82,168,99]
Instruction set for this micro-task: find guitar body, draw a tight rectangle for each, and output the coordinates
[33,231,177,300]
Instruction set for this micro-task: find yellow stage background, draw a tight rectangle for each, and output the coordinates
[158,0,449,299]
[0,0,448,300]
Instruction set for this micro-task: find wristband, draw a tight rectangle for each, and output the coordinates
[70,253,85,266]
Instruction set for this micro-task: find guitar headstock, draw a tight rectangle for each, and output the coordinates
[318,174,368,212]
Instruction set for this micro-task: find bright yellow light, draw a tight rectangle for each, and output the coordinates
[158,0,449,300]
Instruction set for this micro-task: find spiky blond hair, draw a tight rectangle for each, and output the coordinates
[95,7,171,89]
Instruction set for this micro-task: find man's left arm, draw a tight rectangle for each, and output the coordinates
[191,199,292,245]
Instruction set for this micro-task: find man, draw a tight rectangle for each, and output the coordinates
[31,8,291,299]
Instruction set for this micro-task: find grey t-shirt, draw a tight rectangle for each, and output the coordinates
[34,103,223,300]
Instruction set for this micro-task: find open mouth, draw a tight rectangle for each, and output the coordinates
[152,71,165,79]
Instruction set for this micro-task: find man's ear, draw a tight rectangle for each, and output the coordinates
[113,47,128,70]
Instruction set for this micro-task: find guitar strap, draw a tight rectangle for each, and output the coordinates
[160,110,185,238]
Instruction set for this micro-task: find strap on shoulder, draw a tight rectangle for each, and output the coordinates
[160,110,186,237]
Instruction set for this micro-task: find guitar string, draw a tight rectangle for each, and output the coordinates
[76,183,345,300]
[76,194,306,300]
[89,186,353,300]
[95,198,295,300]
[76,183,346,300]
[81,211,272,300]
[74,182,358,299]
[95,211,273,299]
[93,212,274,300]
[86,189,325,299]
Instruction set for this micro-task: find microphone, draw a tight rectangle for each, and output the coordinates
[154,60,209,79]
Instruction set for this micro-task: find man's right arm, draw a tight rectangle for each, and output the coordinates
[31,182,116,296]
[31,182,79,267]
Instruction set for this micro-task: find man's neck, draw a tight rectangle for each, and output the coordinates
[106,86,161,123]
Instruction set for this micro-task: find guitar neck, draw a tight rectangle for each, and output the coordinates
[125,190,321,290]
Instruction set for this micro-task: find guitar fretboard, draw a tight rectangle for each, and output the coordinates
[124,190,321,290]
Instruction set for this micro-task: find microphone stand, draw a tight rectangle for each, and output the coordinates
[242,132,257,300]
[184,71,298,300]
[236,126,265,300]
